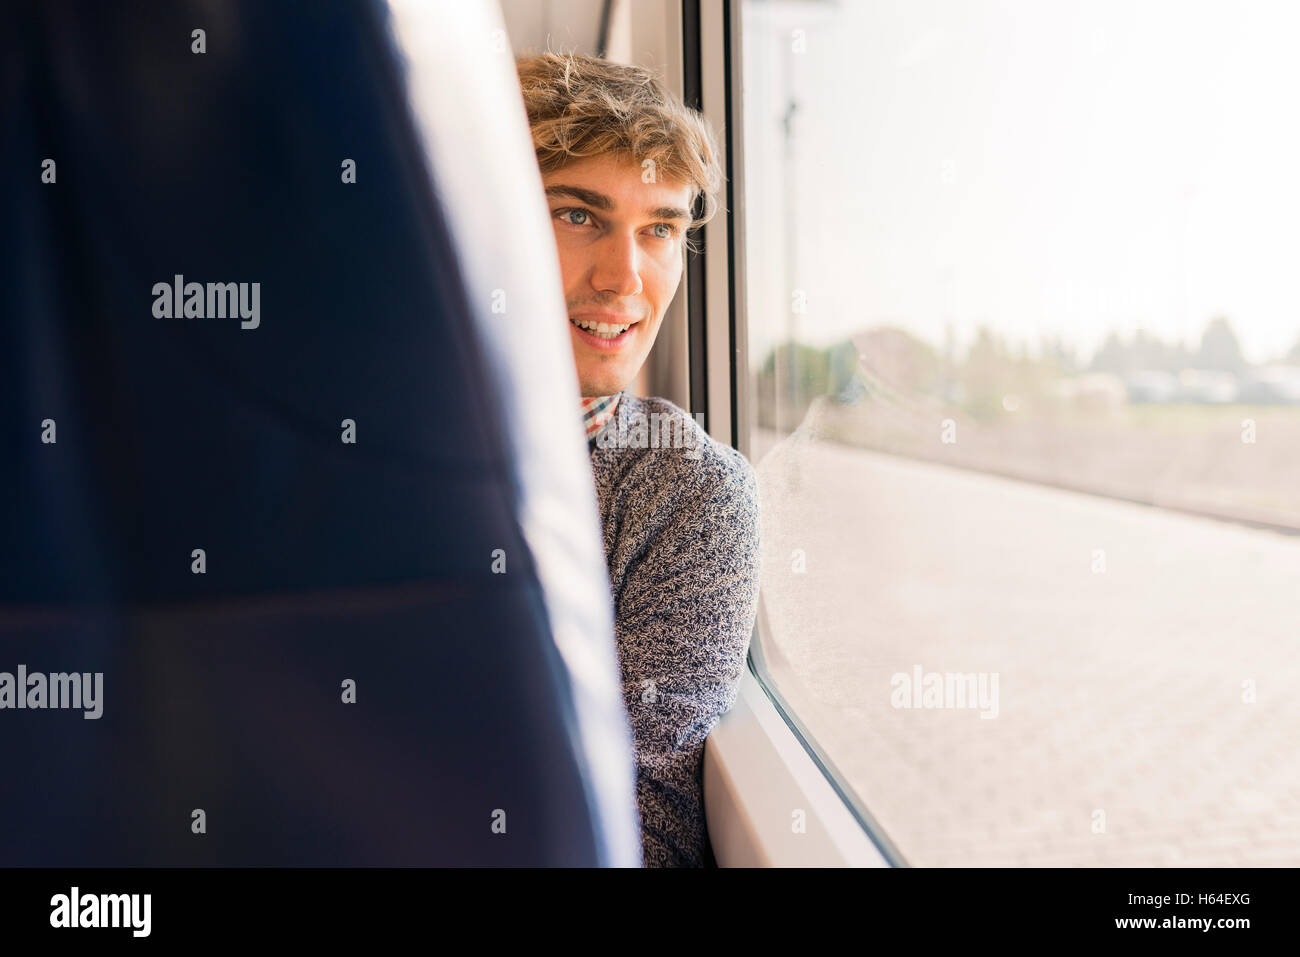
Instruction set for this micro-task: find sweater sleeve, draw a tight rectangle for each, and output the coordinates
[613,447,762,867]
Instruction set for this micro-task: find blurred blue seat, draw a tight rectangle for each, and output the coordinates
[0,0,636,866]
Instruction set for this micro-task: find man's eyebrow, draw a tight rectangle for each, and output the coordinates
[545,185,691,223]
[650,206,691,223]
[544,185,613,210]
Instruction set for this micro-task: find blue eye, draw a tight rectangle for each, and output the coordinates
[561,208,589,226]
[651,223,678,240]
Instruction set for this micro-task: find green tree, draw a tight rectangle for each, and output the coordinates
[1197,315,1246,372]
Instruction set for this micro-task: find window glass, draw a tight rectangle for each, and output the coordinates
[742,0,1300,865]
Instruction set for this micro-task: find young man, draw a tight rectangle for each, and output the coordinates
[517,52,762,867]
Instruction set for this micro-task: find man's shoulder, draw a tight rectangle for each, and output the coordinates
[600,394,759,519]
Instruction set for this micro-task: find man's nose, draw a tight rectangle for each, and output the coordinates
[590,231,643,298]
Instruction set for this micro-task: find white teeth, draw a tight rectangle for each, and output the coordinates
[571,318,631,338]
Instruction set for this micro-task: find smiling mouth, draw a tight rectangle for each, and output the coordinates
[569,316,636,339]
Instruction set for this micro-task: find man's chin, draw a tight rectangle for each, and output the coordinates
[573,353,634,397]
[578,372,631,397]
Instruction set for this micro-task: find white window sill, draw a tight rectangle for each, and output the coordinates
[704,659,894,867]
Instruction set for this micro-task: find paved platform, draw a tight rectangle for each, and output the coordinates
[752,428,1300,866]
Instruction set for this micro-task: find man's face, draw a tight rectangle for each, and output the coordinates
[542,153,695,397]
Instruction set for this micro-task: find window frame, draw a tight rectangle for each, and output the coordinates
[687,0,904,867]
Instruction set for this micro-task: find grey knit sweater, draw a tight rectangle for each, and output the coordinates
[588,392,762,867]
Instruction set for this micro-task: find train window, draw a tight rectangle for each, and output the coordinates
[739,0,1300,865]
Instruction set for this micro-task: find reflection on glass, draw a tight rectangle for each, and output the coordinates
[744,0,1300,866]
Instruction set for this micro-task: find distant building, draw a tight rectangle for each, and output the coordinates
[1124,370,1180,404]
[1238,365,1300,405]
[1050,373,1127,413]
[1176,369,1239,404]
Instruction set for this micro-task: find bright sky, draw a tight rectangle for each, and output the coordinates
[742,0,1300,365]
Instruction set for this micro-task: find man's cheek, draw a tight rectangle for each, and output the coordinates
[556,252,583,295]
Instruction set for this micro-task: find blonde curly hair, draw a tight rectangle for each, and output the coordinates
[516,52,724,238]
